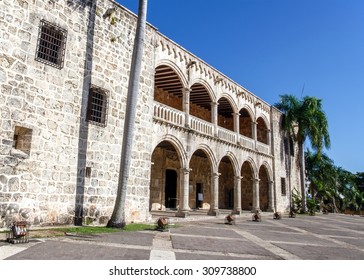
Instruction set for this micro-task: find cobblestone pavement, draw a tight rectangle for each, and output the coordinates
[1,213,364,260]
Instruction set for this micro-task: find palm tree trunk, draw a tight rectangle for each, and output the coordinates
[107,0,148,228]
[299,142,307,212]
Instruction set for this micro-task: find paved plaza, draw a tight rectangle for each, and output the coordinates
[1,213,364,260]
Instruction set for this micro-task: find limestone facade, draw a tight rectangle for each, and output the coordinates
[0,0,301,228]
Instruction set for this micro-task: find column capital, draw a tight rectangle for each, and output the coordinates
[180,167,191,174]
[213,172,221,177]
[183,87,191,93]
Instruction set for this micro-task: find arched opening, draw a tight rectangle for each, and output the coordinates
[189,149,212,209]
[259,165,270,211]
[154,65,184,111]
[190,83,212,122]
[218,156,235,209]
[150,141,182,211]
[217,97,234,131]
[241,161,254,210]
[257,117,268,144]
[239,108,253,138]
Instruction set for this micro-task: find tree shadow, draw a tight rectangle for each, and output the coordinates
[74,0,96,225]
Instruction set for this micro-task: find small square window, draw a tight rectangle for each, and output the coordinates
[35,20,67,69]
[85,167,92,178]
[13,126,33,155]
[86,85,108,126]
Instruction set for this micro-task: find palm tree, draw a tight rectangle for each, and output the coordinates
[107,0,148,228]
[305,150,337,212]
[275,95,330,212]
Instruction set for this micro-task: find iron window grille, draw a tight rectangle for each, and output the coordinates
[35,20,67,69]
[86,85,108,127]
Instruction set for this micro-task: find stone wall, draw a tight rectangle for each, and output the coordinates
[0,0,301,228]
[0,0,155,227]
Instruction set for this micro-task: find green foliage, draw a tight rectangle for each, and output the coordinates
[291,189,302,213]
[305,150,364,214]
[30,224,158,238]
[275,95,330,153]
[123,223,157,232]
[110,17,118,25]
[306,197,317,216]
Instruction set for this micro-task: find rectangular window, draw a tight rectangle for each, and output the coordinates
[86,85,108,126]
[281,177,287,196]
[284,137,295,156]
[35,20,67,69]
[13,126,33,155]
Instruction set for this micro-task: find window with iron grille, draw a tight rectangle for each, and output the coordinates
[86,86,108,126]
[281,177,287,196]
[35,20,67,69]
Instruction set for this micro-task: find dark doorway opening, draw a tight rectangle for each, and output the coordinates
[165,169,177,209]
[196,183,203,208]
[229,189,234,209]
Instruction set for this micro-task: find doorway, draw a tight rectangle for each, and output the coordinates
[165,169,177,209]
[195,183,203,208]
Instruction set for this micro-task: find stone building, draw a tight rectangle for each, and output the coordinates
[0,0,301,228]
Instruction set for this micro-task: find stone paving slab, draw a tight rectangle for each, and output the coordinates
[97,231,155,246]
[2,213,364,260]
[329,237,364,249]
[236,223,300,233]
[5,240,150,260]
[175,252,256,260]
[170,225,242,239]
[273,242,364,260]
[250,230,336,246]
[171,235,277,257]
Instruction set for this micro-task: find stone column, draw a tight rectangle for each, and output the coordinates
[208,172,220,216]
[233,112,240,144]
[252,178,261,212]
[267,128,271,154]
[212,102,218,137]
[183,87,191,128]
[268,180,275,212]
[176,168,190,217]
[252,121,257,149]
[232,175,242,215]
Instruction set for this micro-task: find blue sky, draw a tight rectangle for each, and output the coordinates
[117,0,364,173]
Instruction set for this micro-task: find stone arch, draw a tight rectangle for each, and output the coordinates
[188,145,216,210]
[260,161,273,181]
[258,163,272,211]
[217,96,236,132]
[223,151,240,175]
[217,152,238,209]
[239,104,255,119]
[241,158,256,211]
[155,134,188,167]
[220,93,238,113]
[242,156,258,177]
[155,60,188,88]
[239,105,255,139]
[189,81,214,122]
[190,78,216,102]
[189,143,217,171]
[154,63,187,111]
[150,138,187,211]
[256,115,269,144]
